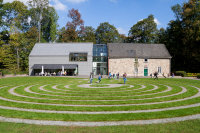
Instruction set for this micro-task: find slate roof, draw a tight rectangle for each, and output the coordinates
[107,43,172,59]
[29,43,93,57]
[32,64,78,69]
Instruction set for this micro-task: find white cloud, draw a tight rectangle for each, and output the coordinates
[154,18,161,25]
[117,27,127,35]
[50,0,67,11]
[28,16,31,24]
[65,0,87,4]
[138,18,161,25]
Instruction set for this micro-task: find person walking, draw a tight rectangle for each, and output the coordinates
[123,72,127,84]
[89,72,93,84]
[162,73,166,78]
[109,72,112,80]
[154,72,158,80]
[117,72,119,79]
[98,73,102,83]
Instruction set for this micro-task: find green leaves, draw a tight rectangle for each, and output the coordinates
[95,22,120,44]
[128,15,158,43]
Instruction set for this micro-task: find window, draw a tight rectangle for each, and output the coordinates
[93,56,107,62]
[158,67,162,73]
[144,59,148,62]
[69,53,87,62]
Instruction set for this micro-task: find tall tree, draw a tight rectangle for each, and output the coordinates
[0,0,4,27]
[128,15,158,43]
[165,0,200,72]
[29,0,49,43]
[95,22,120,44]
[1,1,29,32]
[41,7,58,42]
[62,8,84,42]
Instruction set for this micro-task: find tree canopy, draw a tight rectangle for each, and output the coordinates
[128,15,158,43]
[95,22,120,44]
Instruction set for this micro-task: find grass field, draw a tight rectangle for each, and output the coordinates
[0,77,200,133]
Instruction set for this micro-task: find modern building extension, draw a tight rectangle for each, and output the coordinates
[29,43,93,76]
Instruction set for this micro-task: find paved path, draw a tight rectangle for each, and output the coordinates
[0,114,200,126]
[9,85,186,101]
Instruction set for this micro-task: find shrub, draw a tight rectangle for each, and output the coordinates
[175,71,187,77]
[0,69,28,75]
[187,73,200,77]
[197,74,200,79]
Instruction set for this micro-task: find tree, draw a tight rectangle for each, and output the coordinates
[41,7,58,42]
[95,22,120,44]
[9,24,22,71]
[1,1,29,32]
[79,26,96,43]
[29,0,49,43]
[62,8,84,42]
[21,26,38,71]
[0,0,4,27]
[128,15,158,43]
[165,0,200,72]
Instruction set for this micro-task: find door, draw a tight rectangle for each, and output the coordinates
[144,68,148,76]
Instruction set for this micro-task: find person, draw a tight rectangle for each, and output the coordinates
[171,73,175,78]
[109,72,112,80]
[154,72,158,80]
[150,73,152,78]
[117,72,119,79]
[89,72,93,84]
[123,72,127,84]
[98,73,102,83]
[162,73,166,78]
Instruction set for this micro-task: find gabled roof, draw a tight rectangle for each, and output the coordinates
[29,43,93,57]
[107,43,172,59]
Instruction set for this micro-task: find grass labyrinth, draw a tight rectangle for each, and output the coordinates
[0,77,200,126]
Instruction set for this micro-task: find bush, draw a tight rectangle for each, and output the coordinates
[0,69,28,75]
[197,74,200,79]
[187,73,200,77]
[175,71,187,77]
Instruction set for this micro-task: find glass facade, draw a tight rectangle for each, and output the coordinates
[93,44,108,75]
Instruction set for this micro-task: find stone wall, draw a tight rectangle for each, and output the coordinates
[108,58,170,77]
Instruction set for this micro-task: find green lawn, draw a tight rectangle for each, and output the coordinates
[0,77,200,132]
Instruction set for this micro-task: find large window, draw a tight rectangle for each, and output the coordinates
[69,53,87,62]
[158,67,162,73]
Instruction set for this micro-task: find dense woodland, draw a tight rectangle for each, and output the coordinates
[0,0,199,74]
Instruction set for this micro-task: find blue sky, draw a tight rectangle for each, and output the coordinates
[4,0,186,35]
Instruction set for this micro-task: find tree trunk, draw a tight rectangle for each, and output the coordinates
[16,47,19,70]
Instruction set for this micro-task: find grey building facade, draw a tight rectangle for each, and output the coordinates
[29,43,93,76]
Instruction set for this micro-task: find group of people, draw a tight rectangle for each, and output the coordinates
[150,72,175,80]
[89,73,102,84]
[90,72,127,84]
[39,71,67,76]
[108,72,120,79]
